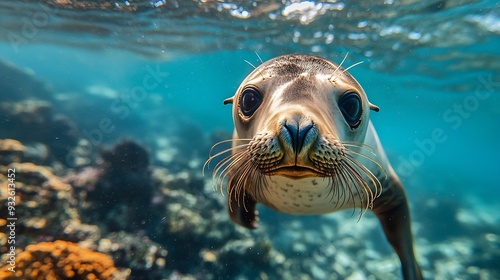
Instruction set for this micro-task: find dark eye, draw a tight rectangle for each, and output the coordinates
[240,87,262,117]
[339,92,362,128]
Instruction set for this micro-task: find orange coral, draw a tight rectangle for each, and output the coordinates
[6,162,71,191]
[0,240,117,280]
[0,139,26,165]
[0,139,25,152]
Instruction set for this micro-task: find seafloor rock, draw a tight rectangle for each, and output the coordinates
[0,101,79,165]
[97,231,168,279]
[0,59,52,102]
[0,159,105,269]
[414,196,464,241]
[214,238,275,278]
[99,139,149,173]
[0,162,78,241]
[71,139,154,233]
[0,100,52,136]
[146,166,290,279]
[417,226,500,279]
[0,139,26,165]
[148,167,221,273]
[96,139,153,232]
[0,240,120,279]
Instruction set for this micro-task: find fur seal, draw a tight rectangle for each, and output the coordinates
[206,54,423,280]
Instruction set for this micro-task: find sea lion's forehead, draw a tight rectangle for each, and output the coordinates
[245,54,361,90]
[251,55,335,80]
[263,55,335,76]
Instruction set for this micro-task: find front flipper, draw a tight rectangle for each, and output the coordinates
[227,177,259,229]
[373,177,423,280]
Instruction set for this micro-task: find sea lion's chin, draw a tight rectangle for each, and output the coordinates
[267,165,324,179]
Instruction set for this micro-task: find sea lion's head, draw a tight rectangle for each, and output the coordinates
[206,54,383,227]
[226,54,379,178]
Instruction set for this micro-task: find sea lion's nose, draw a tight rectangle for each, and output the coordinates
[281,116,316,155]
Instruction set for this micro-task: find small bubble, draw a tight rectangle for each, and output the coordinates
[313,31,323,38]
[357,21,368,28]
[348,33,367,40]
[408,31,422,40]
[325,33,334,44]
[311,45,322,53]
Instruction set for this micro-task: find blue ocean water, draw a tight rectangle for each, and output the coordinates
[0,0,499,279]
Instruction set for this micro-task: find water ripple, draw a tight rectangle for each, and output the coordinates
[0,0,498,85]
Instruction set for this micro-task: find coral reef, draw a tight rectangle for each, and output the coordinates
[0,139,26,165]
[0,162,78,239]
[0,240,118,280]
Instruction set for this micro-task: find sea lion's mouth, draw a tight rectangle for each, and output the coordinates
[269,165,324,179]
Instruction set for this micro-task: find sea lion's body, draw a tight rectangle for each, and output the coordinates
[208,55,422,280]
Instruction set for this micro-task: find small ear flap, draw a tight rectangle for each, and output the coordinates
[369,103,380,112]
[223,97,234,105]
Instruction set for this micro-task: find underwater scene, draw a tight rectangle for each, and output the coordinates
[0,0,499,279]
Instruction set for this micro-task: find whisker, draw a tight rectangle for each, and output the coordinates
[206,143,249,165]
[342,155,384,219]
[340,162,360,215]
[203,140,251,175]
[325,173,336,203]
[342,61,364,73]
[246,163,265,212]
[225,159,250,205]
[212,150,242,179]
[349,156,383,199]
[341,161,370,220]
[352,161,381,200]
[213,152,247,194]
[218,151,248,183]
[330,170,344,208]
[329,52,349,82]
[209,138,252,156]
[341,142,376,155]
[255,51,264,64]
[345,149,386,176]
[244,60,257,69]
[235,160,254,210]
[333,164,348,209]
[229,156,263,213]
[254,169,268,204]
[345,166,358,212]
[344,145,387,191]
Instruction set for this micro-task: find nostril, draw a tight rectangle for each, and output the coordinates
[283,120,314,154]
